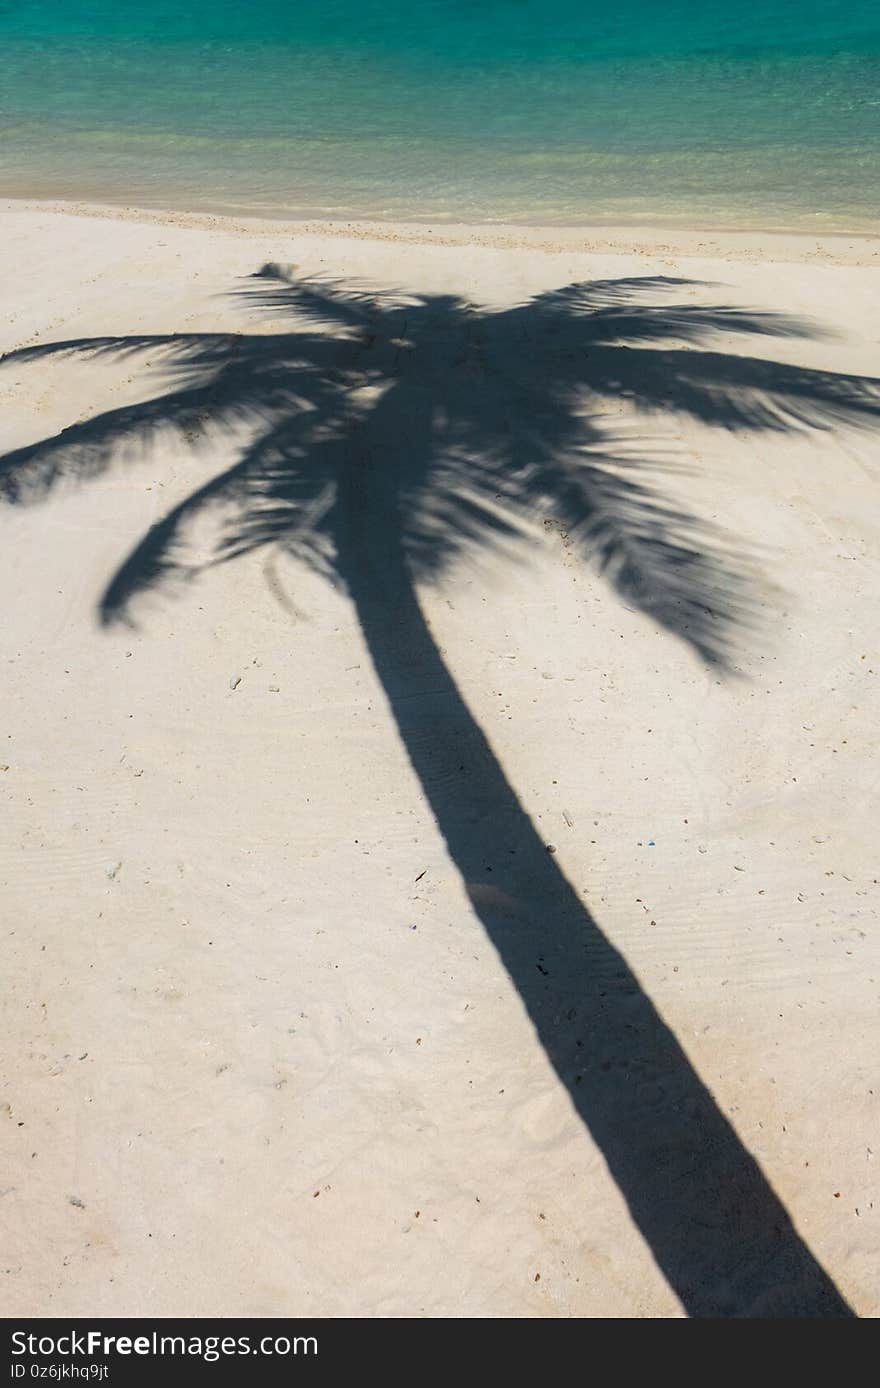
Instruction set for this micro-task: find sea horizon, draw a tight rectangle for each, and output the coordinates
[2,2,879,232]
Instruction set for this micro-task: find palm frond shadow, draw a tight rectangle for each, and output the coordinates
[4,269,879,1316]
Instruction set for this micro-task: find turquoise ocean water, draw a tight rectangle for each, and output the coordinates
[1,1,878,228]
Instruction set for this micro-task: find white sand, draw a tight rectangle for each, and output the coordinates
[0,200,878,1318]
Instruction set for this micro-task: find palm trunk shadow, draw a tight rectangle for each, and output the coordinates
[337,491,853,1319]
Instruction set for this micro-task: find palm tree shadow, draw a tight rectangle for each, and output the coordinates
[4,269,879,1316]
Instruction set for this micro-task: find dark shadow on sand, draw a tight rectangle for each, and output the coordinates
[4,270,879,1314]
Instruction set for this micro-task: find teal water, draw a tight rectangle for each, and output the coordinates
[1,1,879,228]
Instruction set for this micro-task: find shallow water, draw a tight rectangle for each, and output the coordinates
[2,1,878,228]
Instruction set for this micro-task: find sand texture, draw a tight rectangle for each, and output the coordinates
[0,203,878,1317]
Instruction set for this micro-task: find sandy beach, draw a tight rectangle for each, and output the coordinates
[1,200,878,1318]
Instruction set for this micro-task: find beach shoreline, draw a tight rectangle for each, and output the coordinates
[3,196,879,268]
